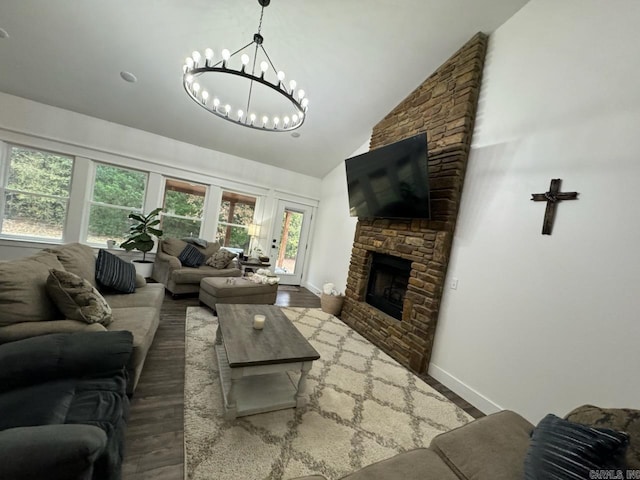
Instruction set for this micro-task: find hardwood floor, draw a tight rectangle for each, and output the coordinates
[122,287,482,479]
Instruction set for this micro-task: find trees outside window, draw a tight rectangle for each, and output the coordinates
[0,145,73,240]
[86,164,147,245]
[161,179,206,239]
[216,191,256,250]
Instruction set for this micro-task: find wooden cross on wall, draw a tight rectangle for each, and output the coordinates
[531,179,579,235]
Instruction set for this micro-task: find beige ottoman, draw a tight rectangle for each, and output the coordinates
[199,277,278,311]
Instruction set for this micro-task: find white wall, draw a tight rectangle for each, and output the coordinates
[304,140,367,295]
[429,0,640,423]
[0,92,320,260]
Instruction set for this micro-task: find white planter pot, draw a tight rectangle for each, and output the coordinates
[133,261,154,278]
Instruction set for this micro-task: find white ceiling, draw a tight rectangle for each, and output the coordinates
[0,0,527,178]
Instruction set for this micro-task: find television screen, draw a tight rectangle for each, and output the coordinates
[345,133,430,219]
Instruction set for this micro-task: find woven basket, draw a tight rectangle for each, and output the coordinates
[320,293,345,316]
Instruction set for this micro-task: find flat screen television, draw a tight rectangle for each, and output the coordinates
[345,133,430,219]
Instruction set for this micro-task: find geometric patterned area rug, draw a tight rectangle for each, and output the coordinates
[184,306,471,480]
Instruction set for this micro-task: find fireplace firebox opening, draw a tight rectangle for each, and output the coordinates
[365,253,412,320]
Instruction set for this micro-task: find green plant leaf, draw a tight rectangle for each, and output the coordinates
[121,208,163,254]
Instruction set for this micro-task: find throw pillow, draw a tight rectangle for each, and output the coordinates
[524,414,629,480]
[565,405,640,470]
[178,244,206,268]
[205,249,237,269]
[46,269,112,325]
[200,240,221,258]
[95,249,136,294]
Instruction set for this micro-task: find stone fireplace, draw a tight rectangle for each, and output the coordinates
[341,33,488,374]
[365,253,411,320]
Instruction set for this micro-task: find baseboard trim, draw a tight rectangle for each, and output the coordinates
[303,281,322,297]
[427,363,503,415]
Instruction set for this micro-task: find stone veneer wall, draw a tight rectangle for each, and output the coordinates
[342,33,488,374]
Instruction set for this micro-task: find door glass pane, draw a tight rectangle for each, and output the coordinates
[275,209,303,274]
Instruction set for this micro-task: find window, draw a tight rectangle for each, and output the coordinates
[0,145,73,241]
[86,164,147,246]
[161,179,206,239]
[217,191,257,250]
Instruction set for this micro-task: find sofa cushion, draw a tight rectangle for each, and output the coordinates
[340,448,459,480]
[206,249,237,269]
[161,238,188,257]
[0,320,107,344]
[183,237,208,248]
[178,243,206,268]
[0,252,64,326]
[44,243,97,287]
[198,240,221,258]
[0,424,108,480]
[95,249,136,294]
[46,269,112,325]
[0,380,76,429]
[107,307,160,390]
[135,274,147,288]
[565,404,640,470]
[524,413,628,479]
[102,283,165,310]
[430,410,534,480]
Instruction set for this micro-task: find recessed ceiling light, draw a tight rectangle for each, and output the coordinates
[291,132,301,138]
[120,71,138,83]
[0,28,9,39]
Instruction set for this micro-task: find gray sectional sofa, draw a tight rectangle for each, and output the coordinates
[0,243,164,393]
[293,405,639,480]
[152,238,241,296]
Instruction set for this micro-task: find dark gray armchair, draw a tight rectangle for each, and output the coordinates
[0,331,133,480]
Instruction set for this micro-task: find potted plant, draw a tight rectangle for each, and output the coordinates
[120,207,163,278]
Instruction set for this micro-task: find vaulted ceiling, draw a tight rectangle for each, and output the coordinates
[0,0,528,177]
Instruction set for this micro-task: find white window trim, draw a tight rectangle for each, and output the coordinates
[0,143,74,244]
[216,189,261,248]
[84,162,148,246]
[160,177,208,239]
[0,141,6,236]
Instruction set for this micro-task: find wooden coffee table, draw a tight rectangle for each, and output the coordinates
[214,304,320,420]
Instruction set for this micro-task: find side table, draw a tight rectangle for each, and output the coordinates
[239,259,271,276]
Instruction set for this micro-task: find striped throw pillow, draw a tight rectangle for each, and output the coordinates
[524,414,629,480]
[178,243,205,268]
[95,249,136,294]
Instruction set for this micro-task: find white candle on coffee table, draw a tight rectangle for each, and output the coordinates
[253,314,265,330]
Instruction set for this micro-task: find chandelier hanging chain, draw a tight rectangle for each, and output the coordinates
[246,43,260,115]
[257,4,265,35]
[182,0,308,132]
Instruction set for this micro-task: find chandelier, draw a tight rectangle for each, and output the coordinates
[182,0,308,132]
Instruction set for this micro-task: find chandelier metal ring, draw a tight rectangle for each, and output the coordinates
[182,0,308,132]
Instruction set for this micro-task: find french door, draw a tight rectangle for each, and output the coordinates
[269,200,313,286]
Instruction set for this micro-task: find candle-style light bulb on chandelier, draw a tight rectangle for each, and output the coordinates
[182,0,308,132]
